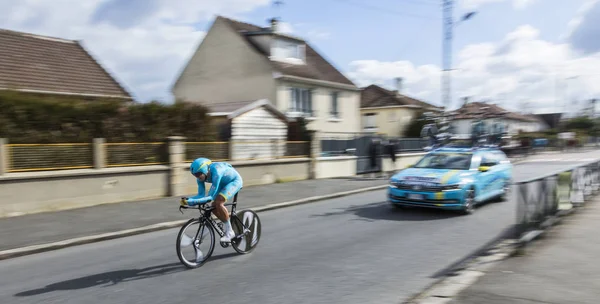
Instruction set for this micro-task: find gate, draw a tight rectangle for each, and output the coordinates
[355,135,383,174]
[319,132,382,174]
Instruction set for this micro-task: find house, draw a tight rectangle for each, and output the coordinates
[534,113,563,129]
[360,80,443,137]
[205,99,294,160]
[171,16,361,135]
[0,28,132,101]
[449,101,547,136]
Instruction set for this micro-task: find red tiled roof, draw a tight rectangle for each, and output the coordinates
[0,29,132,99]
[360,84,442,110]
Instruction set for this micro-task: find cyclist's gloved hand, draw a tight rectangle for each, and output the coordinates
[180,197,189,206]
[186,198,201,206]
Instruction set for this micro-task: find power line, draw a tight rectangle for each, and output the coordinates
[329,0,439,19]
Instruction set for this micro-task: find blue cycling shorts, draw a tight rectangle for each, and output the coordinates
[216,178,243,201]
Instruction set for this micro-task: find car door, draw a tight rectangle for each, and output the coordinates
[477,152,500,200]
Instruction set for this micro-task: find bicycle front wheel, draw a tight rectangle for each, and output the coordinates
[231,210,262,254]
[176,218,215,269]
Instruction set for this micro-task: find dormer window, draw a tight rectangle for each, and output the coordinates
[271,38,305,64]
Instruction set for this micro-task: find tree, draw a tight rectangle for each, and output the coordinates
[403,111,433,138]
[288,117,311,141]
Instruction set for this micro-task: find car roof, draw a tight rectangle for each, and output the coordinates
[431,147,501,154]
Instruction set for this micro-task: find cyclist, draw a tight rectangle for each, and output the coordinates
[181,157,243,243]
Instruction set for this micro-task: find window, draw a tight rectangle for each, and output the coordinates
[330,92,339,118]
[289,87,313,116]
[480,153,498,167]
[413,153,473,170]
[271,39,305,62]
[363,113,377,129]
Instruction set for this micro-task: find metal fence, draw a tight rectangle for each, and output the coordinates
[513,159,600,251]
[3,140,311,172]
[105,142,167,167]
[7,143,94,172]
[229,140,310,161]
[394,138,427,152]
[319,132,427,156]
[186,142,229,162]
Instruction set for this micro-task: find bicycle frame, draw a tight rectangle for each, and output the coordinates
[180,192,251,242]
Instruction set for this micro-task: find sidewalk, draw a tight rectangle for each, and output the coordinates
[0,177,388,253]
[450,197,600,304]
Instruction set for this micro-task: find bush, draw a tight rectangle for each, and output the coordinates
[0,90,216,143]
[288,117,311,141]
[403,111,432,138]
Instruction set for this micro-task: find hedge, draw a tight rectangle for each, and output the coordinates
[0,90,217,143]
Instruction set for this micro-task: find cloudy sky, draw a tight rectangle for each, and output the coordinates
[1,0,599,113]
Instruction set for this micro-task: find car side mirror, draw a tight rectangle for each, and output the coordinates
[478,166,490,172]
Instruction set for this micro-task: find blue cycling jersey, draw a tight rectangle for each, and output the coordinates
[187,162,243,205]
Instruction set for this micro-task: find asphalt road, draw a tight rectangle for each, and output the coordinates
[1,150,598,304]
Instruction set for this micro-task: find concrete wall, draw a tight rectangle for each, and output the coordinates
[0,157,311,218]
[382,152,426,172]
[0,132,425,218]
[315,156,357,179]
[0,166,169,217]
[315,152,426,179]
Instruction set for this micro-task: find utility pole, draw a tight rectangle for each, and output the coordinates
[442,0,453,113]
[442,1,475,114]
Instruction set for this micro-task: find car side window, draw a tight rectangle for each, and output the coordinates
[480,152,498,167]
[493,151,508,163]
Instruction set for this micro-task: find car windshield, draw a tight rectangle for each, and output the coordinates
[413,153,472,170]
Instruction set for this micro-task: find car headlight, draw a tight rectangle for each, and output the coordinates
[443,179,472,191]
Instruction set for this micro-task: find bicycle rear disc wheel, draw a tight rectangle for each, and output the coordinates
[176,218,215,268]
[231,209,262,254]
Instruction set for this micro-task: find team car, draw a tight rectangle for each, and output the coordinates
[388,147,512,214]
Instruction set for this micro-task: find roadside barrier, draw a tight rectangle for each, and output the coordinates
[513,159,600,253]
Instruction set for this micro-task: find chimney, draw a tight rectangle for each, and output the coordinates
[269,17,278,32]
[462,96,470,106]
[394,77,403,94]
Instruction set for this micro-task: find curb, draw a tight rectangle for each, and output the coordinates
[0,184,388,261]
[404,240,519,304]
[404,197,587,304]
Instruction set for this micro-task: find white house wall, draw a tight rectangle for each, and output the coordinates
[275,80,361,134]
[230,107,287,160]
[172,17,277,105]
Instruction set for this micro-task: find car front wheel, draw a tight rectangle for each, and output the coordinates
[461,188,476,215]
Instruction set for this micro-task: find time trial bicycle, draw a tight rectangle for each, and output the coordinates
[176,192,261,269]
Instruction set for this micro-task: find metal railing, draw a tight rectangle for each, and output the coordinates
[7,143,94,172]
[105,142,167,167]
[186,142,229,162]
[513,159,600,251]
[229,140,310,161]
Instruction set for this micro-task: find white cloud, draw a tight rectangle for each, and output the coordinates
[276,21,331,41]
[459,0,537,10]
[347,24,600,115]
[563,0,599,41]
[0,0,271,102]
[512,0,537,10]
[277,21,294,34]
